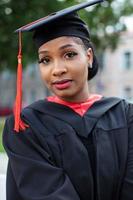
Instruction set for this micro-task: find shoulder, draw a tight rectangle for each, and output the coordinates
[3,106,50,154]
[104,97,133,123]
[94,97,133,129]
[23,99,46,112]
[3,115,53,164]
[3,99,45,130]
[88,96,127,118]
[99,96,132,112]
[21,99,48,121]
[2,99,46,138]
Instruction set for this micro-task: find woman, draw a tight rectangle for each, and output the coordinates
[3,1,133,200]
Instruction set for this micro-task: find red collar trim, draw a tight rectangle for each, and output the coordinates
[47,94,102,116]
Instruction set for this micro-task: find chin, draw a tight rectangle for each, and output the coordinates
[56,89,76,96]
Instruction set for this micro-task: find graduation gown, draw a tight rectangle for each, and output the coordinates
[3,97,133,200]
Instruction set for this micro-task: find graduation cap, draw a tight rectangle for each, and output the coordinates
[14,0,104,132]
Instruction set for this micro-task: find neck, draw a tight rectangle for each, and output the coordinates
[58,85,90,103]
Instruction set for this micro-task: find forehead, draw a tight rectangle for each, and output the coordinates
[38,36,83,52]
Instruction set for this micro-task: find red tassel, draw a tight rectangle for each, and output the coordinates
[14,31,29,132]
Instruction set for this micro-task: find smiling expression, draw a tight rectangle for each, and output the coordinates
[38,36,93,102]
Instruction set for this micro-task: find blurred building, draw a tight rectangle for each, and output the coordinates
[22,63,50,106]
[0,64,50,112]
[0,71,15,116]
[91,31,133,102]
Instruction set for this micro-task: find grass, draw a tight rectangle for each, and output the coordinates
[0,118,5,152]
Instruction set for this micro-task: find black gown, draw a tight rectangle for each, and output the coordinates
[3,97,133,200]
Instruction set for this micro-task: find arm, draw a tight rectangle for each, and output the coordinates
[3,116,80,200]
[120,103,133,200]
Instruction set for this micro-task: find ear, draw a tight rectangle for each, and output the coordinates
[86,48,93,65]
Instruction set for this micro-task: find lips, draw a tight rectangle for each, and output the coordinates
[52,79,72,90]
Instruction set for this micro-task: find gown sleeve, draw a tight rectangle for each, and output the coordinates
[3,116,80,200]
[120,103,133,200]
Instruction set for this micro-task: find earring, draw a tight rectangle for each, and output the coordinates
[89,63,93,69]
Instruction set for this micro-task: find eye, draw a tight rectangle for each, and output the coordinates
[64,51,78,59]
[38,57,51,65]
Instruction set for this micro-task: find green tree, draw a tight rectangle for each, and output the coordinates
[0,0,133,71]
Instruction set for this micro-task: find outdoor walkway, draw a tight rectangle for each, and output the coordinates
[0,153,8,200]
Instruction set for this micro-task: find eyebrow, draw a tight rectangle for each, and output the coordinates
[59,44,74,50]
[38,44,74,54]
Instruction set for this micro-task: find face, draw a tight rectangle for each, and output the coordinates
[38,36,93,102]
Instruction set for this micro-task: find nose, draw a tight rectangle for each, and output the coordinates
[52,60,67,77]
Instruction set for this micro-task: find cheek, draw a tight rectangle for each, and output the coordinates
[39,66,50,84]
[75,60,88,80]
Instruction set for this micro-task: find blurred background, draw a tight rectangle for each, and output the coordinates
[0,0,133,199]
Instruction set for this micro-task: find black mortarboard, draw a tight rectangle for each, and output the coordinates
[15,0,104,32]
[14,0,104,132]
